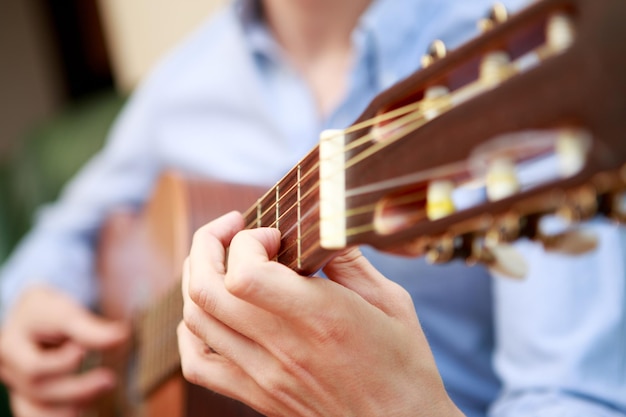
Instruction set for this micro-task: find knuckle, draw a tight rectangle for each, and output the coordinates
[256,369,285,397]
[182,304,201,337]
[179,357,196,383]
[331,247,363,266]
[188,277,217,314]
[223,265,257,298]
[391,283,413,305]
[386,282,416,317]
[256,359,306,404]
[179,354,203,386]
[191,223,211,245]
[310,310,350,346]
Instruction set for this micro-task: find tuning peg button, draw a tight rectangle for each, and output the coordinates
[478,3,509,32]
[468,237,528,279]
[486,158,520,201]
[480,51,514,86]
[547,12,575,52]
[539,229,598,255]
[423,85,451,120]
[557,186,598,222]
[426,180,456,221]
[556,129,590,177]
[421,39,447,68]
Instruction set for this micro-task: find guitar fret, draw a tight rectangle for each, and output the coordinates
[273,169,298,266]
[259,192,276,227]
[297,163,302,269]
[275,185,280,229]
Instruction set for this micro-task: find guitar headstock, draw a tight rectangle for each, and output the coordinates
[319,0,626,277]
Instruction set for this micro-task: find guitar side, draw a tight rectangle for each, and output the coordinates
[95,172,266,417]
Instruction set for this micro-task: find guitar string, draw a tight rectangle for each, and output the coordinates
[241,94,450,230]
[240,41,546,243]
[238,48,541,263]
[241,95,452,248]
[274,186,432,266]
[136,103,446,386]
[240,103,452,265]
[239,99,428,227]
[244,115,424,242]
[138,95,444,383]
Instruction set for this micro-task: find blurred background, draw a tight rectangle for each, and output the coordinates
[0,0,226,414]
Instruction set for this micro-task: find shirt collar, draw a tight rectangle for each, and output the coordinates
[228,0,283,69]
[230,0,437,83]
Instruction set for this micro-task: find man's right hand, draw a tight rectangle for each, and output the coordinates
[0,286,129,417]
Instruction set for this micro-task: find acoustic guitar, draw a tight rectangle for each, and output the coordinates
[95,0,626,415]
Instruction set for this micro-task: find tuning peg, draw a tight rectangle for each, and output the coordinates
[557,186,598,223]
[423,85,451,120]
[421,39,447,68]
[486,244,528,279]
[478,3,509,32]
[539,229,598,255]
[420,40,451,120]
[556,129,590,177]
[480,51,515,86]
[607,166,626,222]
[486,212,522,245]
[609,191,626,222]
[426,180,456,220]
[469,237,528,279]
[547,12,575,52]
[425,235,457,264]
[486,157,520,201]
[477,4,515,86]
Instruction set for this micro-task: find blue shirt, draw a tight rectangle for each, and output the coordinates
[1,0,625,416]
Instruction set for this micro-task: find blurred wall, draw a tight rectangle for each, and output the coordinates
[97,0,228,93]
[0,0,63,158]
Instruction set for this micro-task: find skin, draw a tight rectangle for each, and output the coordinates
[178,211,465,417]
[262,0,371,116]
[0,287,128,417]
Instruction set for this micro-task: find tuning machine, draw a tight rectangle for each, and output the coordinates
[478,2,509,32]
[547,12,575,52]
[468,236,528,279]
[557,185,599,223]
[485,212,525,245]
[421,39,447,69]
[609,165,626,222]
[423,231,528,279]
[608,191,626,223]
[538,229,599,255]
[419,40,451,120]
[425,234,458,264]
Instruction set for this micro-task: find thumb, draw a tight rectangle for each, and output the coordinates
[323,248,415,320]
[33,289,130,350]
[63,308,130,350]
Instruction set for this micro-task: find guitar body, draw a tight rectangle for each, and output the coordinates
[96,172,265,417]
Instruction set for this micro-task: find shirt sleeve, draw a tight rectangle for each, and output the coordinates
[0,81,163,319]
[490,218,626,416]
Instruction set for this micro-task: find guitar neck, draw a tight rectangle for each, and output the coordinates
[241,145,335,276]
